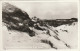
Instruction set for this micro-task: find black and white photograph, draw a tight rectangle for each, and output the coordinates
[2,1,78,49]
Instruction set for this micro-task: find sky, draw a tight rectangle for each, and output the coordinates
[8,2,78,19]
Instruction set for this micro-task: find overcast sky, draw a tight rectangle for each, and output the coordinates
[8,2,78,19]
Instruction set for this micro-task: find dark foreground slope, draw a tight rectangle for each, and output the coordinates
[2,3,35,36]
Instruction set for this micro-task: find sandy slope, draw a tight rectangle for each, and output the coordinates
[3,22,78,49]
[55,22,78,48]
[3,25,51,49]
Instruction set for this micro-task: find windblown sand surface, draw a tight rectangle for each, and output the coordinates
[3,22,78,49]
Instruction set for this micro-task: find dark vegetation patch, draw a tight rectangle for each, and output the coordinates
[65,43,71,48]
[41,40,57,49]
[53,36,60,40]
